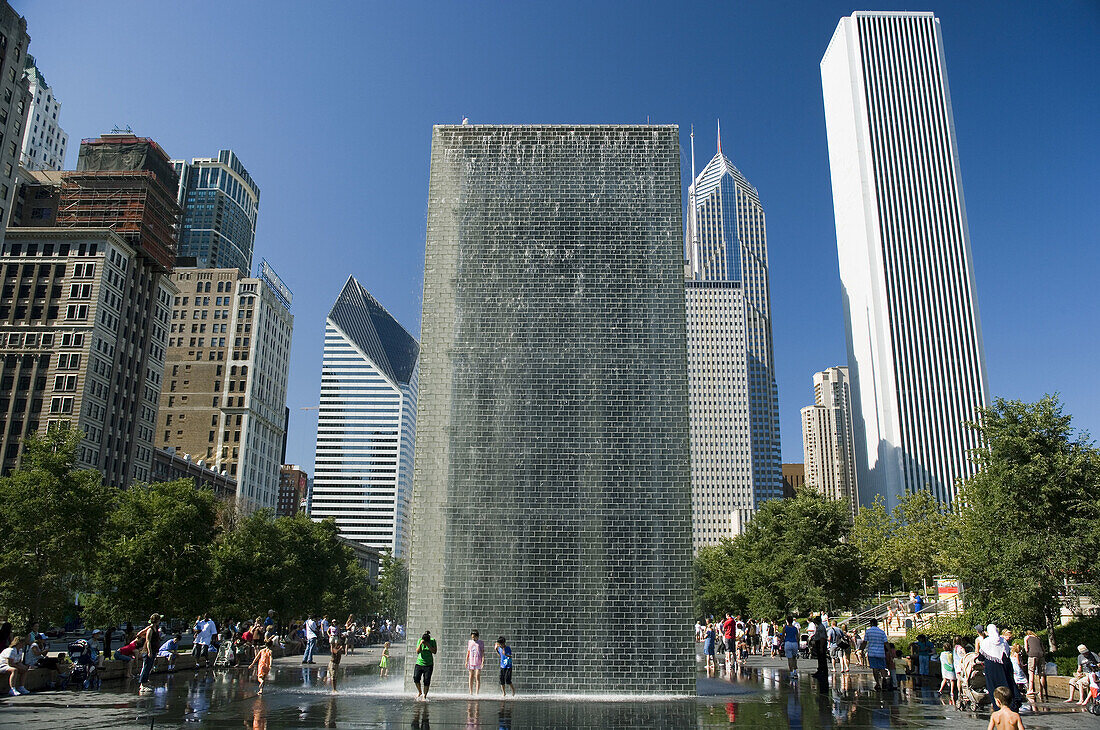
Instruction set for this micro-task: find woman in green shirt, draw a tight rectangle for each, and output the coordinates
[413,631,437,701]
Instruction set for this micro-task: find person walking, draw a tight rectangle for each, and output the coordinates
[864,618,889,691]
[249,637,273,695]
[466,630,485,694]
[811,616,829,680]
[413,631,437,701]
[193,614,217,668]
[827,620,845,674]
[781,617,800,673]
[496,637,515,697]
[980,624,1016,711]
[328,629,346,693]
[1024,629,1047,702]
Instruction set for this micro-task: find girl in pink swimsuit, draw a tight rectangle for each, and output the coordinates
[466,630,485,694]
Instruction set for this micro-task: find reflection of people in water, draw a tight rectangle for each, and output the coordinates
[249,696,267,730]
[465,700,480,730]
[497,701,513,730]
[725,702,737,721]
[324,695,337,729]
[412,702,431,730]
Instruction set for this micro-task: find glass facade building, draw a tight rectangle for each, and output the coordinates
[686,136,782,547]
[173,151,259,274]
[311,276,419,557]
[406,124,695,695]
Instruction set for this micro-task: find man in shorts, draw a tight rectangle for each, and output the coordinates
[864,618,889,690]
[413,631,437,701]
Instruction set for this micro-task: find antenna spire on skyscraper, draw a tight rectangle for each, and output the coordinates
[716,118,721,155]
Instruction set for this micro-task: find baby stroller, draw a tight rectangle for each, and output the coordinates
[956,652,989,711]
[66,639,101,690]
[213,641,236,668]
[799,634,811,659]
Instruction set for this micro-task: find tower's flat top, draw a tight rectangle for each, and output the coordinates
[433,123,679,130]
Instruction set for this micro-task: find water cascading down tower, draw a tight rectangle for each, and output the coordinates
[405,124,695,694]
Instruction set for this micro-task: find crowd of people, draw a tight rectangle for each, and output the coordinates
[695,611,1082,719]
[0,611,404,697]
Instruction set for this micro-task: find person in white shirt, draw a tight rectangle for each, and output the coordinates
[1,637,30,695]
[302,616,319,664]
[192,615,218,668]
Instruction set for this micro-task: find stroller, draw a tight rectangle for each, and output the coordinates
[956,652,990,711]
[213,640,236,668]
[66,640,101,690]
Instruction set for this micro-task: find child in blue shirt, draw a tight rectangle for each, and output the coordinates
[496,637,515,697]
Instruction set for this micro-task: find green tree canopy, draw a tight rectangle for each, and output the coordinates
[953,395,1100,649]
[0,427,115,627]
[84,479,220,627]
[377,552,408,622]
[850,490,954,595]
[694,489,862,618]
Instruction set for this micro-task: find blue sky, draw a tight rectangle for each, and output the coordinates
[14,1,1098,471]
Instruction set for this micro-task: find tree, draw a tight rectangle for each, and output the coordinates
[211,512,374,621]
[952,395,1100,650]
[377,552,408,622]
[84,480,220,627]
[694,490,863,617]
[0,427,115,627]
[851,491,954,597]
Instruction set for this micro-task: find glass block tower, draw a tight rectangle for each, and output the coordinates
[821,12,989,510]
[406,124,695,695]
[686,128,782,547]
[311,276,419,557]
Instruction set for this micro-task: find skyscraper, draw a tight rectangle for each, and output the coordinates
[801,366,858,521]
[310,276,418,557]
[172,151,259,273]
[157,261,294,512]
[19,56,68,171]
[406,124,694,695]
[821,12,989,510]
[0,3,31,237]
[686,127,782,547]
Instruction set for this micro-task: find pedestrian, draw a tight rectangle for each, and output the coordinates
[980,624,1016,711]
[249,637,273,694]
[136,613,161,694]
[916,634,935,687]
[827,620,845,674]
[413,630,437,701]
[988,686,1026,730]
[1023,629,1047,702]
[939,641,957,700]
[864,618,889,691]
[379,641,390,678]
[466,630,484,694]
[193,614,217,668]
[703,622,717,672]
[496,636,515,697]
[811,617,828,679]
[345,615,357,654]
[328,629,346,693]
[781,617,800,673]
[302,615,318,665]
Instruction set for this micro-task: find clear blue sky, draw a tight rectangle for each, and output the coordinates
[14,1,1099,472]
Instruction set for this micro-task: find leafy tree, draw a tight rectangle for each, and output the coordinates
[952,395,1100,650]
[851,491,954,596]
[377,552,408,621]
[211,512,373,621]
[0,427,115,626]
[694,490,862,617]
[84,480,219,626]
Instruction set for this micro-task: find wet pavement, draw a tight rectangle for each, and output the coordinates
[0,649,1093,728]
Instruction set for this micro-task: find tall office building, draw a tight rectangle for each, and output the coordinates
[157,262,293,512]
[406,125,694,695]
[172,151,259,273]
[800,366,858,521]
[277,464,308,517]
[0,132,181,486]
[821,12,989,510]
[19,56,67,171]
[311,276,418,556]
[0,3,31,236]
[685,129,782,547]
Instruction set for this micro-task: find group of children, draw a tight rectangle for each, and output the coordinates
[463,631,515,697]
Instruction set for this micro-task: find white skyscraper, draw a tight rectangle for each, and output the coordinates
[686,128,782,548]
[19,57,68,171]
[801,367,858,522]
[821,12,989,511]
[311,276,418,557]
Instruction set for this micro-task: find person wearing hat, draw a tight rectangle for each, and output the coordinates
[136,613,161,694]
[413,630,437,701]
[1069,643,1100,704]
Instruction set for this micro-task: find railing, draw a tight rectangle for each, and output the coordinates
[841,590,967,635]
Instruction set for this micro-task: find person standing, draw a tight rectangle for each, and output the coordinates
[496,637,515,697]
[980,624,1016,711]
[1024,630,1047,702]
[721,614,735,660]
[827,620,845,674]
[302,615,319,665]
[466,630,484,694]
[379,641,391,678]
[328,629,346,693]
[193,615,218,668]
[811,616,829,680]
[703,623,717,673]
[413,631,437,701]
[781,617,800,673]
[137,613,161,694]
[864,618,889,691]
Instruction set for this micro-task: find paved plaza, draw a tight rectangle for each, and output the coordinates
[0,648,1093,728]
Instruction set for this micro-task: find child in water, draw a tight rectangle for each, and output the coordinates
[249,638,273,695]
[379,641,391,678]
